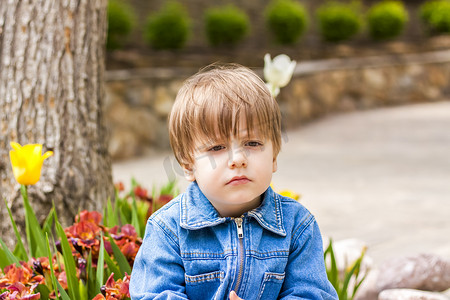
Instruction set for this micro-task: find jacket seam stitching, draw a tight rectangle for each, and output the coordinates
[291,213,314,246]
[274,194,284,232]
[151,217,180,248]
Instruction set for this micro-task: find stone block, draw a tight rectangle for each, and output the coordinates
[127,109,159,143]
[154,86,174,117]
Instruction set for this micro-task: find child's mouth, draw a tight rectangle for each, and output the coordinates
[227,176,250,185]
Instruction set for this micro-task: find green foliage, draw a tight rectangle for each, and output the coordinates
[204,5,250,47]
[0,185,137,299]
[107,178,179,238]
[419,0,450,34]
[316,1,362,42]
[55,221,80,300]
[5,198,28,261]
[107,0,136,50]
[20,184,47,258]
[144,1,191,50]
[324,239,369,300]
[265,0,309,44]
[367,1,408,40]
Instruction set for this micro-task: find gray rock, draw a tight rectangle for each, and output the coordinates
[356,254,450,300]
[376,254,450,292]
[378,289,449,300]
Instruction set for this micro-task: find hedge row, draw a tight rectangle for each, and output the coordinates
[107,0,450,50]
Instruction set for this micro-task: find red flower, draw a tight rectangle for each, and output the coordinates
[119,224,138,240]
[0,282,40,300]
[134,186,148,199]
[109,224,141,265]
[114,182,125,192]
[0,262,44,288]
[57,271,68,290]
[75,210,103,224]
[93,273,130,299]
[65,212,105,258]
[157,194,173,206]
[120,242,140,265]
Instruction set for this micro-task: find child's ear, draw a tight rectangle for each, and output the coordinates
[272,157,277,173]
[183,165,196,181]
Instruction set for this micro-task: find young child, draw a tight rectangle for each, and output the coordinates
[130,64,338,300]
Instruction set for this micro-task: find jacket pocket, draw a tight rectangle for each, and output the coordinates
[257,272,285,300]
[185,270,224,298]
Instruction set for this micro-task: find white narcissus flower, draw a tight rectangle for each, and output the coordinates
[264,53,297,97]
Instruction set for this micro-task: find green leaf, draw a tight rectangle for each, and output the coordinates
[353,272,368,297]
[0,238,20,267]
[21,185,36,256]
[104,248,123,280]
[160,179,178,196]
[105,232,132,275]
[45,233,60,300]
[21,185,47,257]
[131,197,141,237]
[96,234,105,290]
[4,198,28,261]
[324,239,339,289]
[35,284,51,300]
[119,198,131,226]
[42,207,55,237]
[56,280,72,300]
[79,279,88,300]
[55,221,80,300]
[0,247,9,270]
[86,251,98,299]
[341,257,363,300]
[105,197,119,228]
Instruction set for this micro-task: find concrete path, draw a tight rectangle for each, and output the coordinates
[112,101,450,264]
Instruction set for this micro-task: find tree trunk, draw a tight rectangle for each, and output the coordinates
[0,0,113,248]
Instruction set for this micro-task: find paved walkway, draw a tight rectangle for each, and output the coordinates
[112,101,450,264]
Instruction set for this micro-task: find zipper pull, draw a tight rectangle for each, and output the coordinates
[235,218,244,239]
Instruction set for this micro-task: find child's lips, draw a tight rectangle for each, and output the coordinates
[227,176,250,186]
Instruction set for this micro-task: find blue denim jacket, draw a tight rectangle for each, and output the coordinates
[130,182,338,300]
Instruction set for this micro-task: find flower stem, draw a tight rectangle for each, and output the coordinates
[20,184,33,257]
[20,184,28,202]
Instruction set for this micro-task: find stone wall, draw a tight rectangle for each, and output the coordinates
[105,49,450,160]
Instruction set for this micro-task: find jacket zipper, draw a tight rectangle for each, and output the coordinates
[233,217,245,293]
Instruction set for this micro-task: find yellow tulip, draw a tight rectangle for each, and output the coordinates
[9,142,53,185]
[270,183,301,201]
[279,190,301,201]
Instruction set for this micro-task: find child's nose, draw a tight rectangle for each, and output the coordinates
[228,148,247,168]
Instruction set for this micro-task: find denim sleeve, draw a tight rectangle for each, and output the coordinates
[279,216,338,300]
[130,216,188,300]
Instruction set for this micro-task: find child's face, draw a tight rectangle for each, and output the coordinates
[184,123,277,217]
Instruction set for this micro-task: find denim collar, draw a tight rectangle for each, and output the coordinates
[180,182,286,236]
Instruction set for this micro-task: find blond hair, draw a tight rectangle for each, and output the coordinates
[169,64,281,166]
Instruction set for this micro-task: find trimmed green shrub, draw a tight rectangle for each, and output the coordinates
[107,0,136,50]
[265,0,309,45]
[144,1,190,50]
[367,1,409,40]
[419,0,450,34]
[316,1,362,42]
[205,5,250,47]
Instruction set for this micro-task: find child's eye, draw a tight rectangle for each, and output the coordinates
[245,141,263,147]
[208,145,225,152]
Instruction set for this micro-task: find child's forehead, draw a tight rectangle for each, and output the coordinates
[204,115,262,137]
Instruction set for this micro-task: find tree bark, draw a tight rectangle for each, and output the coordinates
[0,0,113,248]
